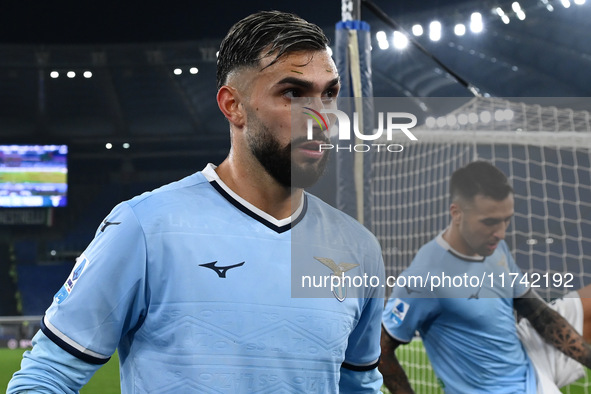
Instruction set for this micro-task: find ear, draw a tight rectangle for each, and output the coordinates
[217,86,245,128]
[450,202,462,225]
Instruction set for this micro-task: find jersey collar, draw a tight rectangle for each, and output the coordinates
[435,230,485,262]
[202,163,306,234]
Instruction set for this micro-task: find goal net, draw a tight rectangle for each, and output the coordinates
[371,96,591,393]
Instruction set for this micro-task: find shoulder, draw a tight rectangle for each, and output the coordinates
[101,171,215,232]
[411,237,447,266]
[126,171,210,209]
[497,240,512,255]
[305,193,380,248]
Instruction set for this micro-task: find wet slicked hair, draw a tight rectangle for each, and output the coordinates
[216,10,329,90]
[450,161,513,203]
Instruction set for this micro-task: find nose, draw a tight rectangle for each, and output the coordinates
[302,95,326,108]
[492,222,507,240]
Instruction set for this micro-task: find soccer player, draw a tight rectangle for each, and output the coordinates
[8,11,385,393]
[380,161,591,393]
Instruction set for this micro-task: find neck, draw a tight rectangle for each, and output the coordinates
[442,225,476,257]
[215,158,303,220]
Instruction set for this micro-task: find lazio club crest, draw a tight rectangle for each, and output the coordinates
[314,257,359,302]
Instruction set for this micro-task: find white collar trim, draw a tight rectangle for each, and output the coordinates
[435,229,485,262]
[202,163,304,227]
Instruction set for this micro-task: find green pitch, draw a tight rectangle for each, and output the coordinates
[1,346,589,393]
[1,348,119,393]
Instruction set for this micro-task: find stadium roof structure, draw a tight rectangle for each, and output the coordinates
[0,0,589,149]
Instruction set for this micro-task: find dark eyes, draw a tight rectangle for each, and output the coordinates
[282,88,339,102]
[482,217,512,226]
[283,89,300,99]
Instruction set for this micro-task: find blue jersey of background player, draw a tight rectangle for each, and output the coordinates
[385,235,536,392]
[379,161,591,393]
[8,11,385,393]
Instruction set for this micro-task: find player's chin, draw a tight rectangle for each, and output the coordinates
[480,243,498,256]
[291,162,328,188]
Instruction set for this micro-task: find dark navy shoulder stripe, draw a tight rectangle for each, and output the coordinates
[209,180,307,234]
[41,317,110,365]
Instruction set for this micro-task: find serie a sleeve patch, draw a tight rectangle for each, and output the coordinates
[53,254,90,305]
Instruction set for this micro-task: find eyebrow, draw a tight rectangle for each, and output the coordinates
[276,76,340,90]
[481,214,513,223]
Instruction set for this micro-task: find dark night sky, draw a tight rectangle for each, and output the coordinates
[0,1,344,44]
[0,1,462,45]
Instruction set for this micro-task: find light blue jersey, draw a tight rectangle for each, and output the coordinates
[382,233,536,393]
[9,164,384,393]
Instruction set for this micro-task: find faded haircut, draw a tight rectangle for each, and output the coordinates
[450,161,513,203]
[216,10,329,90]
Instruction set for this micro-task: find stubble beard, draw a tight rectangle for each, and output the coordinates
[245,110,329,189]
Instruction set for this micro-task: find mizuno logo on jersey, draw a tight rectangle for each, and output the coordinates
[101,219,121,232]
[390,298,410,326]
[199,261,245,278]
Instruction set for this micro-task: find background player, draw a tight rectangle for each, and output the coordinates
[8,11,385,393]
[380,160,591,393]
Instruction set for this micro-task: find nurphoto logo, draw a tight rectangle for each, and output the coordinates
[303,107,418,153]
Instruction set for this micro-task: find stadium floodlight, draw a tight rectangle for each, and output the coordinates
[560,0,571,7]
[83,71,92,78]
[412,24,423,37]
[105,143,113,150]
[189,67,199,74]
[376,31,388,49]
[50,71,59,79]
[67,71,76,78]
[479,110,492,123]
[494,109,506,121]
[574,0,585,4]
[392,31,409,50]
[502,15,510,24]
[446,114,457,127]
[470,12,483,33]
[547,4,554,11]
[516,10,526,20]
[122,143,130,149]
[429,21,442,41]
[495,7,506,16]
[376,31,390,50]
[512,2,522,12]
[457,113,469,125]
[173,68,182,75]
[454,24,466,36]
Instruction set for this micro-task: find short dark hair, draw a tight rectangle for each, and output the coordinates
[216,10,330,90]
[450,161,513,203]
